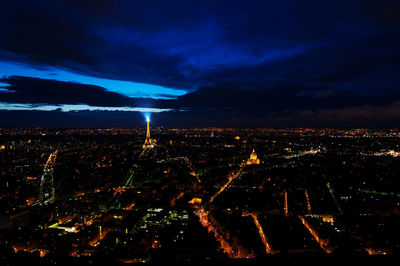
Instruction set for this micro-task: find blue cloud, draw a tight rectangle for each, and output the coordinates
[0,61,187,99]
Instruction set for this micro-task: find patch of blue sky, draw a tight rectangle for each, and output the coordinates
[0,102,171,113]
[0,61,187,99]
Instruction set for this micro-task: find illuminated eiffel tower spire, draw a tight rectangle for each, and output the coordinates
[143,117,154,149]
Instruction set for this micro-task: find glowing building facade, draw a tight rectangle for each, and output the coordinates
[246,149,260,165]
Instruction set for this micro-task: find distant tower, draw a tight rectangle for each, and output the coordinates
[143,117,154,149]
[38,150,58,205]
[246,149,260,165]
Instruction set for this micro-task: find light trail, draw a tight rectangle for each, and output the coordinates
[170,191,184,207]
[284,190,288,217]
[13,246,49,257]
[298,215,333,254]
[194,207,252,258]
[113,187,126,196]
[194,208,235,258]
[111,166,136,209]
[209,165,244,204]
[89,227,109,247]
[359,189,400,198]
[326,182,343,214]
[244,212,275,255]
[38,150,58,205]
[365,248,389,255]
[122,168,135,188]
[125,201,136,210]
[304,189,312,214]
[183,157,201,183]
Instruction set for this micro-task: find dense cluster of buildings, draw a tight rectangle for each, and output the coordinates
[0,127,400,263]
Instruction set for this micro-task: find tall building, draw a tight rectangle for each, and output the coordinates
[143,117,154,149]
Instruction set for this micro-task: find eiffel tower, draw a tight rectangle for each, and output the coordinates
[142,117,154,149]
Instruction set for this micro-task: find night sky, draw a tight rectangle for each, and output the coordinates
[1,0,400,128]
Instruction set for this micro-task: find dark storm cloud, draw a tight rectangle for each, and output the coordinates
[1,0,400,127]
[0,2,98,67]
[0,0,190,89]
[154,82,400,113]
[0,76,133,107]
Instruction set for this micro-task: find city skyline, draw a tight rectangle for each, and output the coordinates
[1,1,400,128]
[1,126,400,262]
[1,2,400,262]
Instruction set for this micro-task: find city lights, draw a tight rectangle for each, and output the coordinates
[1,0,399,263]
[1,126,400,263]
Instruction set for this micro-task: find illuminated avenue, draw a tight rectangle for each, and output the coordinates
[1,125,400,263]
